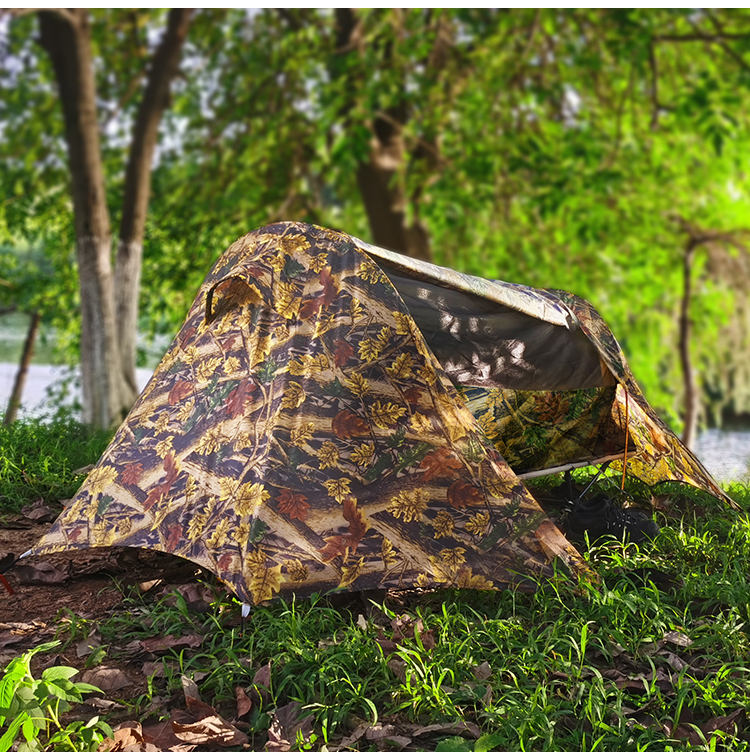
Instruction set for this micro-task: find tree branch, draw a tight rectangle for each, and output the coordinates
[648,41,660,130]
[655,30,750,43]
[117,8,194,245]
[6,7,77,24]
[702,11,750,74]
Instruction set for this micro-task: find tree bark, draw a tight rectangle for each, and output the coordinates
[3,311,40,426]
[115,9,194,404]
[679,241,699,449]
[38,10,126,428]
[38,9,193,427]
[334,9,433,262]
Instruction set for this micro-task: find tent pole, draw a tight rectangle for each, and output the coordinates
[621,389,630,490]
[577,460,613,501]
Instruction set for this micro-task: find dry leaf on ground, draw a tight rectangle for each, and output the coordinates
[140,720,196,752]
[98,721,160,752]
[249,661,271,706]
[14,560,70,585]
[77,627,102,657]
[235,686,253,718]
[140,634,203,654]
[266,701,314,752]
[82,666,134,692]
[170,694,249,747]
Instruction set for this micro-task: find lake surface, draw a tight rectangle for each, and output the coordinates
[1,362,748,485]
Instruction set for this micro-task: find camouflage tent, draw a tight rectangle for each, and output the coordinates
[32,222,728,605]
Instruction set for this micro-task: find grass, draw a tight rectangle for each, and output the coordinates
[3,415,750,750]
[0,416,112,511]
[87,480,750,751]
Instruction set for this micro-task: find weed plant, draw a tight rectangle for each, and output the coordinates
[0,416,111,511]
[0,641,111,752]
[89,481,750,751]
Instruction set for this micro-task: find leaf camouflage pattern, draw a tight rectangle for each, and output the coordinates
[32,222,731,605]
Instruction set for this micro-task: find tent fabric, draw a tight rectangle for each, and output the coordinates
[32,222,728,605]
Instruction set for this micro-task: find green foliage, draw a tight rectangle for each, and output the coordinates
[0,417,112,511]
[0,641,111,752]
[3,9,750,427]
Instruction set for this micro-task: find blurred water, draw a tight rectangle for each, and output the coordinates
[694,428,750,484]
[0,363,153,418]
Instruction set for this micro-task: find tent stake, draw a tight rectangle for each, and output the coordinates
[240,602,251,636]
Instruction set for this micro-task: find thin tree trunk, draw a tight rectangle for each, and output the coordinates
[3,312,40,425]
[679,241,699,449]
[115,9,194,404]
[334,9,433,262]
[38,10,126,428]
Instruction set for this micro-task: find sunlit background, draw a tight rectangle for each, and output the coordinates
[1,9,749,480]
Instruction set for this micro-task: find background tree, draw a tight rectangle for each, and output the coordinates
[3,8,193,427]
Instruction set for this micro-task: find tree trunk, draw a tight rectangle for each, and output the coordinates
[115,9,194,404]
[334,9,433,262]
[3,312,40,425]
[679,242,699,449]
[355,130,433,262]
[38,10,126,428]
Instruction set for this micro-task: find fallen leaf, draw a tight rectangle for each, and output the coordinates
[418,629,436,651]
[356,614,368,631]
[374,637,398,655]
[235,686,253,719]
[81,666,133,692]
[140,634,203,654]
[331,722,370,751]
[660,650,689,672]
[0,632,25,649]
[168,693,249,746]
[84,697,122,712]
[663,630,693,648]
[267,701,314,752]
[181,675,202,702]
[14,560,70,585]
[388,658,407,683]
[161,583,215,611]
[99,721,160,752]
[380,735,410,749]
[408,721,482,739]
[142,719,196,752]
[21,500,57,522]
[702,708,744,736]
[138,579,163,593]
[366,724,400,741]
[472,661,492,681]
[651,494,674,512]
[249,661,271,706]
[172,714,248,746]
[76,628,101,657]
[142,662,167,678]
[662,720,702,746]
